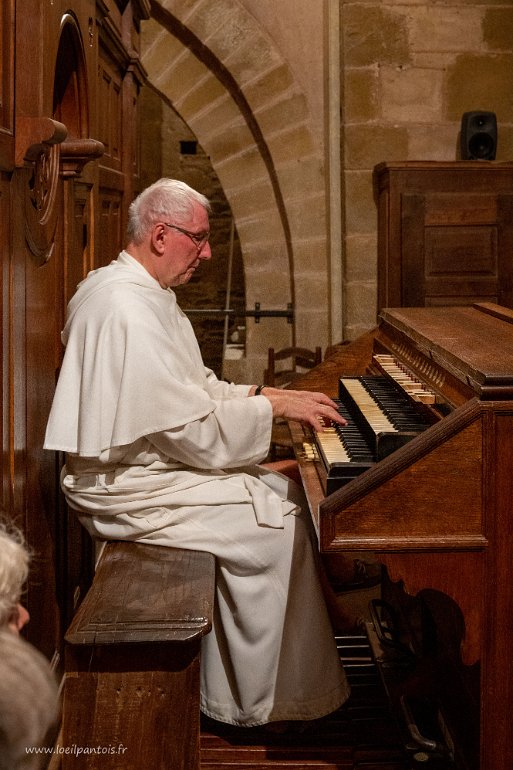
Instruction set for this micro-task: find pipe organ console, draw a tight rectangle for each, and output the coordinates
[289,303,513,770]
[313,373,435,494]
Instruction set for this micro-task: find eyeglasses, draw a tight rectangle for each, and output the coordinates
[163,222,210,252]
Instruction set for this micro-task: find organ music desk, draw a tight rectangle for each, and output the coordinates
[289,303,513,770]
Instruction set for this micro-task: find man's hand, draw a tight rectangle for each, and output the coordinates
[258,386,347,433]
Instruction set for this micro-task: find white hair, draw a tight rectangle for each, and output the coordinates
[0,518,29,627]
[126,178,211,244]
[0,630,59,769]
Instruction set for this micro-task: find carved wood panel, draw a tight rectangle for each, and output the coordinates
[374,161,513,313]
[4,0,147,662]
[23,164,64,654]
[98,53,123,173]
[99,187,123,266]
[401,192,507,307]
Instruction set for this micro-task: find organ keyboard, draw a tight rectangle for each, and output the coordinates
[288,303,513,770]
[315,373,434,493]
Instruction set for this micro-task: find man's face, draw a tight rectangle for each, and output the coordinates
[157,202,211,288]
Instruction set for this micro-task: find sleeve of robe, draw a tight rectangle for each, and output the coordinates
[147,395,273,469]
[44,283,244,456]
[203,368,251,400]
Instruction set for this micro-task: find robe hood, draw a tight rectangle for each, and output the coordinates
[45,251,216,456]
[62,253,157,344]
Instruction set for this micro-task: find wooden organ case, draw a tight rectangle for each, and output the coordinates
[290,303,513,770]
[374,161,513,311]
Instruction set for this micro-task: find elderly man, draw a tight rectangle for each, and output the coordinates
[0,631,59,770]
[0,518,59,768]
[0,517,30,634]
[45,178,350,729]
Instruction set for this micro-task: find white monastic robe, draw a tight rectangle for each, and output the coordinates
[44,251,349,726]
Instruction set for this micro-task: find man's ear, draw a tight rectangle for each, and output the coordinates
[151,223,166,254]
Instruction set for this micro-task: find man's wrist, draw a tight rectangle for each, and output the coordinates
[254,384,267,396]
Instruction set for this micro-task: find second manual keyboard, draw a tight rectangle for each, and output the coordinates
[314,376,434,494]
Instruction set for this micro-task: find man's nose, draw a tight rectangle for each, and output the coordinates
[199,241,212,260]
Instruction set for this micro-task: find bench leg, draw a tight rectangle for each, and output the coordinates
[62,641,202,770]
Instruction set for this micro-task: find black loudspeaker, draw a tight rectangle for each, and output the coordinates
[460,111,497,160]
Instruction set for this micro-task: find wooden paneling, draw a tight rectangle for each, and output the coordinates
[1,0,148,662]
[96,12,146,262]
[65,180,94,304]
[0,174,11,512]
[374,161,513,312]
[98,57,123,172]
[99,187,123,266]
[0,0,14,169]
[23,167,64,655]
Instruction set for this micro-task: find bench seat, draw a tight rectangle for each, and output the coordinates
[62,541,215,769]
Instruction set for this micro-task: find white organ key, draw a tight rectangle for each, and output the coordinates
[316,428,350,463]
[340,378,397,433]
[302,441,318,460]
[373,354,436,404]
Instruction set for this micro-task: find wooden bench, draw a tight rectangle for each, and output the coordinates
[62,541,215,769]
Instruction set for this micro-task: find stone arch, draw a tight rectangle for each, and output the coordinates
[142,0,328,379]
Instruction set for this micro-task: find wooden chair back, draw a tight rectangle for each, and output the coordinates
[264,346,322,388]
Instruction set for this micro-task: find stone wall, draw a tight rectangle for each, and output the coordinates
[341,0,513,339]
[141,0,331,382]
[139,86,246,377]
[140,0,513,381]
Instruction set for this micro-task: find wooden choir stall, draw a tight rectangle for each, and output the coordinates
[0,0,149,661]
[289,302,513,770]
